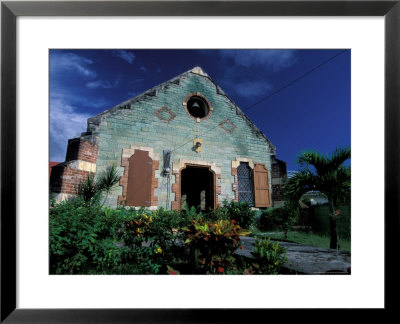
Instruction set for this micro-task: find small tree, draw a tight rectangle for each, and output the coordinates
[96,165,121,205]
[283,147,350,249]
[75,165,121,205]
[75,172,100,203]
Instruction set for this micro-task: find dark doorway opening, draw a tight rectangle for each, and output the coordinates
[181,166,214,211]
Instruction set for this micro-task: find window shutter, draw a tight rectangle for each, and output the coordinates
[126,150,152,206]
[253,164,271,207]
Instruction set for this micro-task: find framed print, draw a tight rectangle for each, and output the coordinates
[1,0,398,322]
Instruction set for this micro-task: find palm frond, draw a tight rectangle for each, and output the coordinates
[97,165,121,193]
[328,147,351,170]
[283,170,319,204]
[75,172,99,202]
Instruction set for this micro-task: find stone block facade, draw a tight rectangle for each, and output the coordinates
[51,67,285,210]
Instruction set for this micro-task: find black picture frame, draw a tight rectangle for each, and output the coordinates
[1,0,398,322]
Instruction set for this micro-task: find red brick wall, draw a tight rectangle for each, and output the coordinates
[50,137,98,196]
[50,166,90,194]
[66,138,98,163]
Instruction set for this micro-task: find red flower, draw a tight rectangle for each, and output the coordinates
[240,245,244,250]
[218,267,224,273]
[231,220,236,224]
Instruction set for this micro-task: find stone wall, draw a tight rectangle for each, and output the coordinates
[83,69,275,209]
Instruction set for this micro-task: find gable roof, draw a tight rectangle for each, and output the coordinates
[87,66,276,153]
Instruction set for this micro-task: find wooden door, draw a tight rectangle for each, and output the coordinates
[253,164,271,207]
[126,150,153,206]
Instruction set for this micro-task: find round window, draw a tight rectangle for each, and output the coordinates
[186,96,209,119]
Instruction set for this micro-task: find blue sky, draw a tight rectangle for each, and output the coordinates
[50,49,350,171]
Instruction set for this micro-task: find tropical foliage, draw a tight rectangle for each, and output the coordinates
[257,206,298,239]
[50,198,286,274]
[283,147,351,249]
[75,165,121,204]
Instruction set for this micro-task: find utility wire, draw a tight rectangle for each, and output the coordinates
[119,50,348,207]
[171,49,348,154]
[242,49,348,112]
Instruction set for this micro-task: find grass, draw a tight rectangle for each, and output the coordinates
[249,230,351,252]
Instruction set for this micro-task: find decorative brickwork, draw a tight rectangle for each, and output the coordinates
[182,92,213,122]
[155,106,176,123]
[118,145,159,207]
[219,119,236,134]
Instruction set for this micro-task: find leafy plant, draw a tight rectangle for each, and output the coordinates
[75,164,121,205]
[75,172,100,203]
[251,237,287,274]
[283,147,351,248]
[222,200,256,229]
[183,219,251,274]
[204,206,229,222]
[97,165,121,205]
[258,207,298,239]
[49,197,130,274]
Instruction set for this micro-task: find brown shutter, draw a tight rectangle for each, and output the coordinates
[253,164,271,208]
[126,150,152,207]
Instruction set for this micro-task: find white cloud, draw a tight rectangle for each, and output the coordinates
[233,80,272,98]
[50,52,97,78]
[219,49,298,72]
[49,93,92,161]
[86,79,120,89]
[111,50,135,64]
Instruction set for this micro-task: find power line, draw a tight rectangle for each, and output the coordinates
[242,49,348,112]
[171,49,348,154]
[117,50,349,208]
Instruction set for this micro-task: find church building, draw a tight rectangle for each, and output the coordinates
[50,67,286,210]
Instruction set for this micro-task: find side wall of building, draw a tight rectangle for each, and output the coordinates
[88,71,274,209]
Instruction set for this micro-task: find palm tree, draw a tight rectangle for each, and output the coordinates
[97,165,121,206]
[75,165,121,205]
[284,147,351,249]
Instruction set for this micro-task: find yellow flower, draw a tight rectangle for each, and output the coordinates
[155,247,162,254]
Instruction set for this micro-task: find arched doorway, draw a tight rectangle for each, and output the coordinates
[180,165,215,211]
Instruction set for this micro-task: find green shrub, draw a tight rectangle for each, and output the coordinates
[257,207,281,232]
[182,219,251,274]
[250,237,287,274]
[222,200,255,229]
[49,198,131,274]
[258,206,298,238]
[203,206,230,222]
[180,205,203,221]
